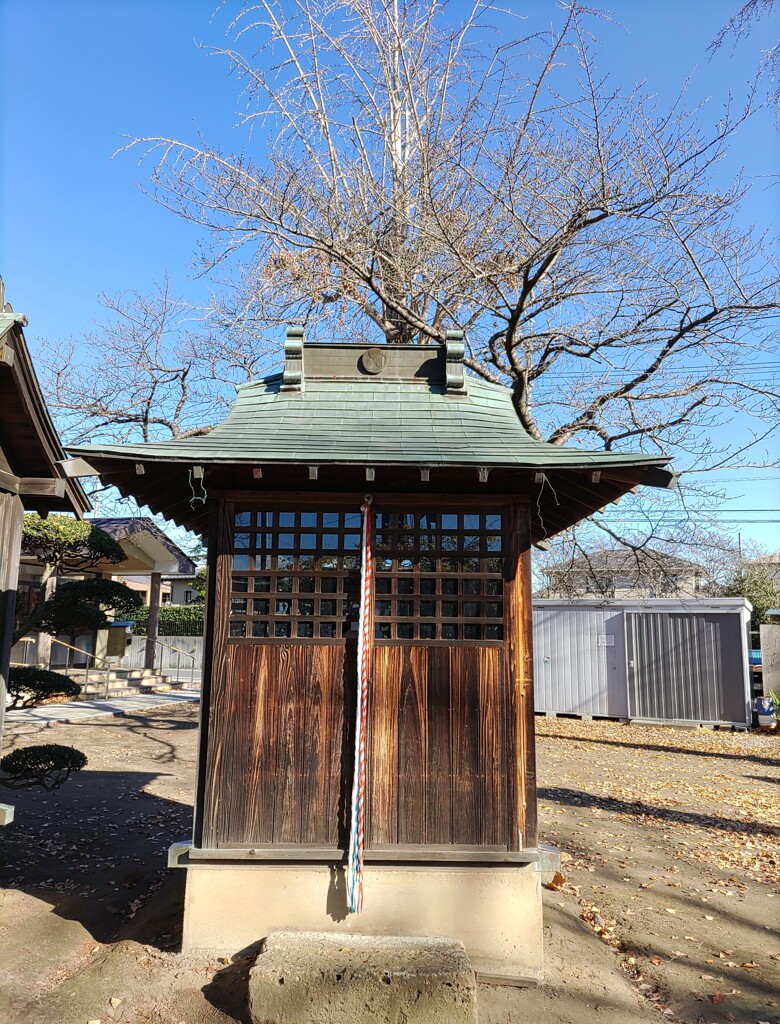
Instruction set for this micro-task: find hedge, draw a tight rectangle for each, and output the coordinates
[129,605,205,637]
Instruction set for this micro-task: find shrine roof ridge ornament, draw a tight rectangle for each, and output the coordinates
[273,328,466,394]
[64,325,677,542]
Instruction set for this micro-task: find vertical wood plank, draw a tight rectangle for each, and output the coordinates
[198,499,232,848]
[322,646,345,846]
[479,646,506,846]
[519,545,538,846]
[227,646,257,846]
[301,644,328,843]
[246,646,275,843]
[338,641,358,849]
[368,646,400,845]
[397,647,428,843]
[425,645,452,844]
[450,646,481,845]
[271,646,303,843]
[504,504,535,849]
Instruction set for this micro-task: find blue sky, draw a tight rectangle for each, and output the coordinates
[1,0,778,547]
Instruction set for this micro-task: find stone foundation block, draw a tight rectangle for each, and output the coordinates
[181,863,544,982]
[248,931,478,1024]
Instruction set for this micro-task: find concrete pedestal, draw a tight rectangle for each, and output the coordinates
[178,859,545,983]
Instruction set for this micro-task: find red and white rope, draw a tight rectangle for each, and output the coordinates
[347,495,373,913]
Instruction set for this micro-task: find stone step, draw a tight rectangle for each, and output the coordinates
[249,932,478,1024]
[78,673,179,696]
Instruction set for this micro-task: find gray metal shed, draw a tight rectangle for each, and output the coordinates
[533,598,752,728]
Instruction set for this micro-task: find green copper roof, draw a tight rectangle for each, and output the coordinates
[71,372,669,474]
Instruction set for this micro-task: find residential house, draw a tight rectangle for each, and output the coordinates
[13,516,195,670]
[540,548,710,599]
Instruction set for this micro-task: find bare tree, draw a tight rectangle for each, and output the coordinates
[533,519,777,600]
[710,0,779,115]
[43,2,780,521]
[36,275,278,443]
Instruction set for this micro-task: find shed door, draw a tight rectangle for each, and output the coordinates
[626,612,746,725]
[533,607,627,718]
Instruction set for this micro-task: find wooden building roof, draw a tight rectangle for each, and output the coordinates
[90,517,197,575]
[66,333,675,543]
[0,281,89,517]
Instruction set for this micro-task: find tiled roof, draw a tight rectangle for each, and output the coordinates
[72,372,670,475]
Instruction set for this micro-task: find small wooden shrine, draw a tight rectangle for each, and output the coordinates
[66,331,674,981]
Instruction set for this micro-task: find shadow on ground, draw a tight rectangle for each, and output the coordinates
[202,944,264,1024]
[536,726,780,768]
[539,784,780,837]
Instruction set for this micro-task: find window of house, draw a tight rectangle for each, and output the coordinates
[584,573,615,597]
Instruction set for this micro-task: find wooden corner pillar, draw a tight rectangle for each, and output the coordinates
[0,491,24,746]
[505,504,537,849]
[144,571,162,670]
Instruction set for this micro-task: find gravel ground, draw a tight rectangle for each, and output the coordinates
[0,704,778,1024]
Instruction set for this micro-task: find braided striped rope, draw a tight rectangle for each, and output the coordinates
[347,495,373,914]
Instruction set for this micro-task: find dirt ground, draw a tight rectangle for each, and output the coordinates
[0,704,778,1024]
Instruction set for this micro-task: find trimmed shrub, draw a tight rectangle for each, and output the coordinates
[7,667,82,711]
[129,605,205,637]
[39,578,143,635]
[21,513,126,566]
[0,744,87,791]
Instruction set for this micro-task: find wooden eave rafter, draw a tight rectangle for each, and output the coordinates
[75,455,671,544]
[0,316,90,516]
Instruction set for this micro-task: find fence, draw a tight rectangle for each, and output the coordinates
[119,635,204,684]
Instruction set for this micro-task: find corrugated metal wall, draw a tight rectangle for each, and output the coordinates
[533,606,628,717]
[532,602,750,727]
[626,612,747,725]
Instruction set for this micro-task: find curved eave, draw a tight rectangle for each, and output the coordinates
[0,314,90,516]
[63,453,675,544]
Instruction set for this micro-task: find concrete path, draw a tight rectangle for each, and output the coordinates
[5,688,200,725]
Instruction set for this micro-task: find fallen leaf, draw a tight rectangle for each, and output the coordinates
[704,914,715,920]
[109,998,122,1009]
[711,992,726,1003]
[741,962,759,969]
[665,908,677,914]
[543,872,566,891]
